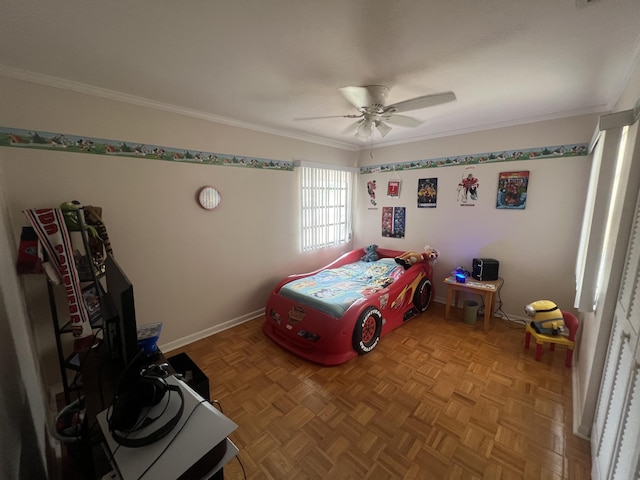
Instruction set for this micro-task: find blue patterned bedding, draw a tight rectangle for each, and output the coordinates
[279,258,405,318]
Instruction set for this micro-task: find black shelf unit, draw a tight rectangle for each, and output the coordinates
[47,207,108,405]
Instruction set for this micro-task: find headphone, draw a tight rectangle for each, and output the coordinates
[108,365,184,448]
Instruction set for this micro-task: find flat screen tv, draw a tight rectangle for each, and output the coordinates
[104,253,141,369]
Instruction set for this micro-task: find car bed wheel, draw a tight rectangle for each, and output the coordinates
[353,307,382,354]
[413,278,432,312]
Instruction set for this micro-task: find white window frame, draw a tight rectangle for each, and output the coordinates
[575,109,637,312]
[297,162,355,252]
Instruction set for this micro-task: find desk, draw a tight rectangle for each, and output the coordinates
[443,276,502,331]
[97,376,238,479]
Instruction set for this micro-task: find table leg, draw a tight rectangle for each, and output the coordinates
[445,286,452,319]
[483,292,493,331]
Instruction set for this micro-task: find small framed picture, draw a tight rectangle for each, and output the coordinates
[81,283,103,322]
[387,180,401,197]
[497,171,529,209]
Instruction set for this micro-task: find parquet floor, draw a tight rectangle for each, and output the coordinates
[168,302,591,479]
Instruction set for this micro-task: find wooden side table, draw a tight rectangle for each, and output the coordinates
[443,276,503,331]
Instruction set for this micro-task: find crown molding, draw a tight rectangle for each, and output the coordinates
[0,64,358,152]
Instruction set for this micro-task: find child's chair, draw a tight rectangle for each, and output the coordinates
[524,311,579,367]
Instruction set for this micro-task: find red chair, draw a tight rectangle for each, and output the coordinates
[524,311,579,367]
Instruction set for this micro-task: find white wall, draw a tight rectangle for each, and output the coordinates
[0,75,358,388]
[0,163,48,478]
[353,115,598,318]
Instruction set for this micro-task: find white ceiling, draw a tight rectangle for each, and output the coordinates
[1,0,639,150]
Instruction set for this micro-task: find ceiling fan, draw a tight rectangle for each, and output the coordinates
[296,85,456,139]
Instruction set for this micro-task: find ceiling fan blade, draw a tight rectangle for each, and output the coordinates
[375,121,392,137]
[343,119,362,135]
[384,114,422,128]
[386,91,456,113]
[339,85,389,109]
[295,114,362,121]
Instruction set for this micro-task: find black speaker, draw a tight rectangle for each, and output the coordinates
[472,258,499,281]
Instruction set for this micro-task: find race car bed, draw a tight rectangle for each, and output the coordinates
[263,247,434,365]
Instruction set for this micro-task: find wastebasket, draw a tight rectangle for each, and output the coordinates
[463,300,479,325]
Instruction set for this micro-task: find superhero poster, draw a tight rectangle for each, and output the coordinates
[497,171,529,209]
[366,179,377,207]
[382,207,406,238]
[417,178,438,208]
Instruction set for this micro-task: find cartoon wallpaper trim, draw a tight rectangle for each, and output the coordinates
[0,126,587,176]
[0,127,294,171]
[360,143,588,174]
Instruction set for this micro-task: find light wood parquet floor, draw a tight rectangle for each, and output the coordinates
[168,301,591,480]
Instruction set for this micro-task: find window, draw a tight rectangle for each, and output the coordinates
[299,165,353,252]
[575,108,637,312]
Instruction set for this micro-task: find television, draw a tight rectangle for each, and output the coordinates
[104,253,142,370]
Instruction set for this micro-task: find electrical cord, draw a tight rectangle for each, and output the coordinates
[493,277,526,327]
[103,376,180,475]
[472,277,522,326]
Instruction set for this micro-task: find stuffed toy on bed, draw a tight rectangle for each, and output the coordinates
[395,245,439,269]
[361,244,379,262]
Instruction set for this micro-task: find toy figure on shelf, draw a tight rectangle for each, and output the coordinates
[394,245,440,269]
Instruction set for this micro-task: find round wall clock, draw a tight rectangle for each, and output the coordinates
[197,186,222,210]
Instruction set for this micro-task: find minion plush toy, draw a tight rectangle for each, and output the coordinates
[524,300,565,336]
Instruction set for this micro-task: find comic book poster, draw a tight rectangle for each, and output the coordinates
[382,207,406,238]
[497,171,529,209]
[417,178,438,208]
[457,167,479,206]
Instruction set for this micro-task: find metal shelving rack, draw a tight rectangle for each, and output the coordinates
[47,206,107,404]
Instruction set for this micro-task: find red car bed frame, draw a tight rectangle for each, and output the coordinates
[263,247,434,365]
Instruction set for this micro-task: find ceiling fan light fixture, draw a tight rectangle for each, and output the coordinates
[375,121,392,137]
[357,119,373,139]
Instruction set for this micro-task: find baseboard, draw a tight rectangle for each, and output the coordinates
[572,364,591,441]
[160,308,264,353]
[160,299,526,354]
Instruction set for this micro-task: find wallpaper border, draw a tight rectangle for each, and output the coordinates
[360,143,589,174]
[0,126,588,175]
[0,126,295,171]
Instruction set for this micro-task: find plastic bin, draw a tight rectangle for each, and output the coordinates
[463,300,479,325]
[167,353,210,401]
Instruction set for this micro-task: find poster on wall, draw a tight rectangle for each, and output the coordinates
[387,180,401,197]
[417,178,438,208]
[382,207,406,238]
[457,167,479,206]
[497,171,529,209]
[367,179,377,207]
